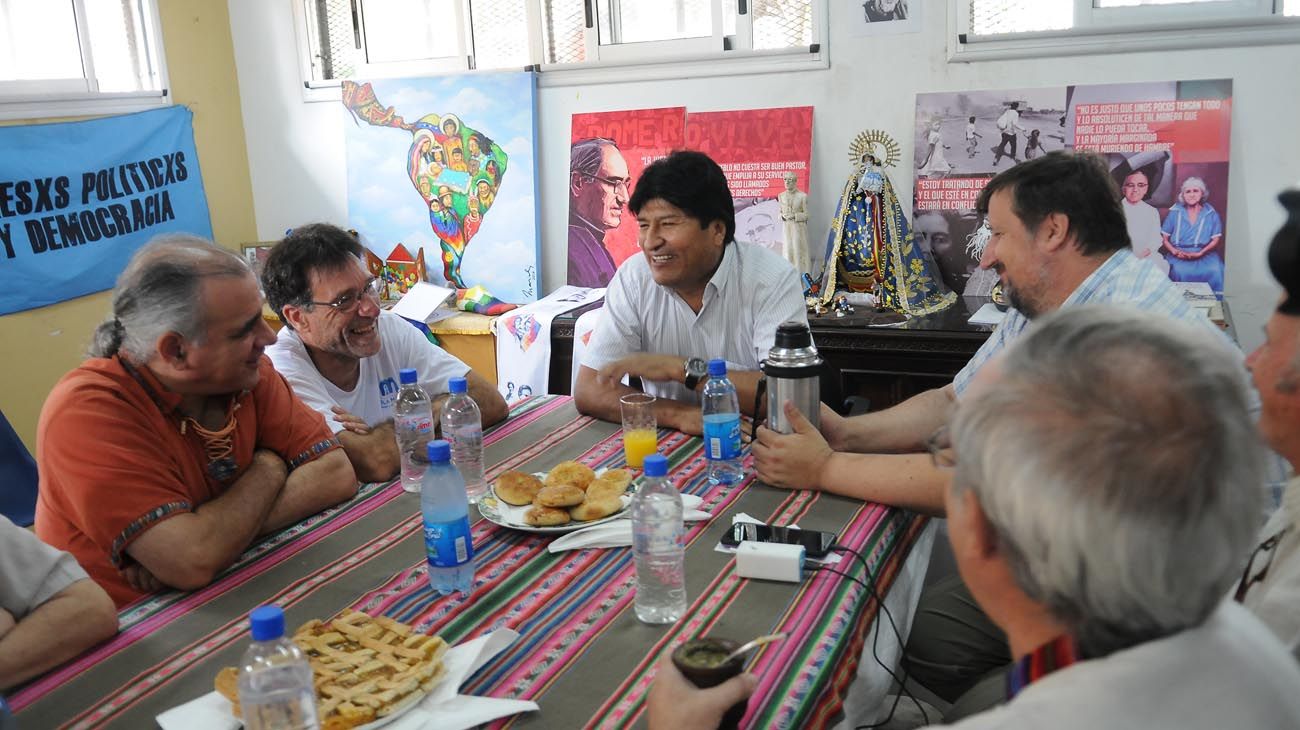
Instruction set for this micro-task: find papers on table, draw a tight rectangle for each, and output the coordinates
[391,282,459,325]
[968,303,1006,326]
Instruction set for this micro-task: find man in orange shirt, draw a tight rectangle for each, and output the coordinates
[35,236,357,607]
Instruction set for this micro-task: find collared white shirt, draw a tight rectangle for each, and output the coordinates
[582,242,806,404]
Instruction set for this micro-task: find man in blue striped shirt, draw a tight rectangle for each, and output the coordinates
[756,150,1271,719]
[755,151,1242,516]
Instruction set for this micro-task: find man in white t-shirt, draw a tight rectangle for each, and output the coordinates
[263,224,507,481]
[575,151,806,436]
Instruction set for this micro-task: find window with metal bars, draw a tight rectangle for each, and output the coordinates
[965,0,1299,37]
[295,0,818,86]
[957,0,1300,60]
[0,0,167,117]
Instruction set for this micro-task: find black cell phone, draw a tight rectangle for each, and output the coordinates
[718,523,837,558]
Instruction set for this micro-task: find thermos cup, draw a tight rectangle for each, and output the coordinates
[762,321,822,434]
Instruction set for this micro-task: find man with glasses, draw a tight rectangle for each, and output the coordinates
[924,305,1299,727]
[755,151,1236,514]
[35,236,357,606]
[568,137,630,287]
[1238,187,1300,660]
[651,306,1300,729]
[263,224,507,483]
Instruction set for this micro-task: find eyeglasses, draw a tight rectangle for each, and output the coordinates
[1234,526,1291,602]
[583,173,631,195]
[306,276,383,314]
[1122,181,1149,189]
[926,425,956,469]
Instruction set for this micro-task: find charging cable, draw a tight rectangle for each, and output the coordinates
[818,543,930,729]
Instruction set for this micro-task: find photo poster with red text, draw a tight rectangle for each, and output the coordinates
[567,107,685,287]
[913,79,1232,295]
[686,106,814,260]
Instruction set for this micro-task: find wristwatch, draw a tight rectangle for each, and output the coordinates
[683,357,708,390]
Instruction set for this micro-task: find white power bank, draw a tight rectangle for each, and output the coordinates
[735,540,805,582]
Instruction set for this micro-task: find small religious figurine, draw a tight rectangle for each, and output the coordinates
[819,130,954,317]
[778,172,811,275]
[833,294,855,318]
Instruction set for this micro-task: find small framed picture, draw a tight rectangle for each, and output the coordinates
[241,243,275,275]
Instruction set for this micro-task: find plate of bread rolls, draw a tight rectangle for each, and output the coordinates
[478,461,634,533]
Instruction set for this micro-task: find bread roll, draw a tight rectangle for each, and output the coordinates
[495,471,544,505]
[535,484,586,507]
[586,477,628,502]
[545,461,596,490]
[524,505,571,526]
[569,495,624,522]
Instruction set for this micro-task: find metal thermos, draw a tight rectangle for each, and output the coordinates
[762,321,822,434]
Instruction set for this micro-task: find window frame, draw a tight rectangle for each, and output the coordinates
[292,0,827,102]
[950,0,1300,62]
[0,0,170,121]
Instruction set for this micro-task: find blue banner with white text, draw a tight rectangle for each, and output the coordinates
[0,106,212,315]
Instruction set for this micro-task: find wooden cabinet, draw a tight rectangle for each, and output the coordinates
[548,298,994,413]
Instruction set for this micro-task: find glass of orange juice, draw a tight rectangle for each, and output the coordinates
[619,393,658,469]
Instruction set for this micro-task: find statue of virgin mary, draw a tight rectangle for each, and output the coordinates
[820,130,954,316]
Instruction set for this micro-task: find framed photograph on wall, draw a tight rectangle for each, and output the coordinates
[240,243,275,276]
[850,0,921,37]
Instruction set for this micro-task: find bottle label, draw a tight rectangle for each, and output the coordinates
[396,413,433,436]
[703,415,741,460]
[632,520,683,553]
[424,517,474,567]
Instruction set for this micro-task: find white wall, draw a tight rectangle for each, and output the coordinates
[227,1,1300,350]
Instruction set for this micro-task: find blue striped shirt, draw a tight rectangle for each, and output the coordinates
[953,248,1287,504]
[955,248,1221,396]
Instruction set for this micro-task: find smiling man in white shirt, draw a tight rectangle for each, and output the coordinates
[574,151,806,436]
[263,224,507,482]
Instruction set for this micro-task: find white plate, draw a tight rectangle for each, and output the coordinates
[477,469,632,534]
[478,491,631,534]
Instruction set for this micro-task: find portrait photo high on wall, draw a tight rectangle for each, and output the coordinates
[851,0,920,36]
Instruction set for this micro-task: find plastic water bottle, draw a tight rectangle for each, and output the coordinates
[237,605,320,730]
[394,367,434,493]
[440,376,486,504]
[702,359,743,485]
[631,454,686,624]
[422,440,475,596]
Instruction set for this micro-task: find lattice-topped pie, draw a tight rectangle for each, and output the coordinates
[215,609,449,729]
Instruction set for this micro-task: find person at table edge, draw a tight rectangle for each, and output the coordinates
[1236,185,1300,660]
[753,150,1248,515]
[575,150,806,436]
[34,236,357,607]
[650,306,1300,729]
[262,223,507,482]
[0,515,117,691]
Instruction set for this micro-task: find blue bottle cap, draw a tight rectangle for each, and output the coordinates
[427,439,451,463]
[707,359,727,377]
[249,605,285,641]
[448,376,468,394]
[643,454,668,477]
[399,368,418,385]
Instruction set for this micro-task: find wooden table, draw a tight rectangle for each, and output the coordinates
[11,397,929,729]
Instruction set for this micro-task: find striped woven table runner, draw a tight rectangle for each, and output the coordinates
[12,396,927,730]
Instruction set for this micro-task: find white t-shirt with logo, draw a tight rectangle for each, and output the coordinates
[267,309,469,433]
